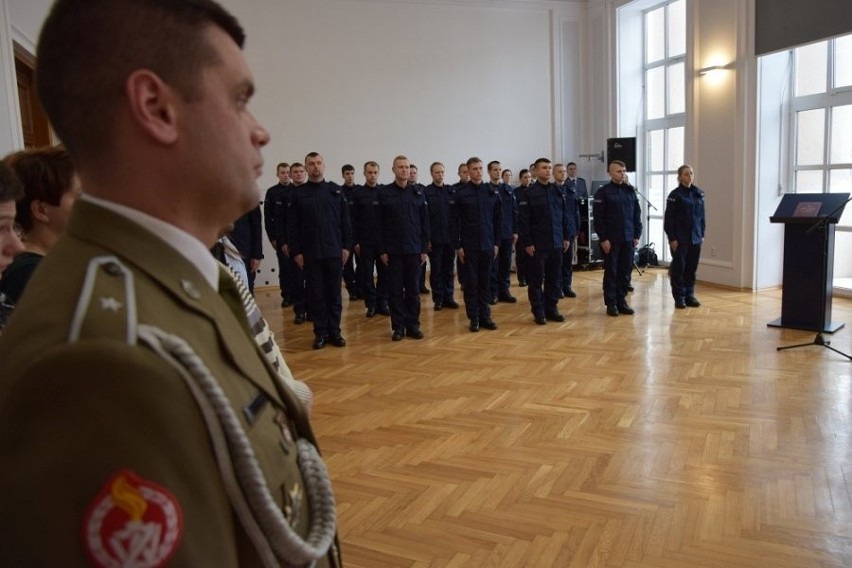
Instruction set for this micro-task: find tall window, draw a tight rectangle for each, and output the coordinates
[643,0,685,262]
[791,33,852,232]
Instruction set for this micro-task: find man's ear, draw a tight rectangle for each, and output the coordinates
[30,199,50,224]
[124,70,180,145]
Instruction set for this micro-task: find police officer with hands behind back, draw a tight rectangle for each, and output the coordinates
[594,160,643,317]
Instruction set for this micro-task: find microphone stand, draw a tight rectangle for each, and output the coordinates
[628,181,657,277]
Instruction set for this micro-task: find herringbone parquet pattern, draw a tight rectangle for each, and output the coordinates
[258,268,852,567]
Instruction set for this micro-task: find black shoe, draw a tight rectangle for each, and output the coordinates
[685,297,701,308]
[391,330,405,341]
[420,287,430,294]
[545,312,565,322]
[469,319,480,332]
[518,280,527,287]
[564,288,577,298]
[674,298,686,309]
[406,329,424,340]
[366,307,376,318]
[306,313,313,322]
[617,303,635,315]
[627,285,635,292]
[312,335,326,350]
[534,315,547,325]
[482,319,498,330]
[329,334,347,347]
[434,303,443,311]
[606,306,619,317]
[489,298,498,305]
[558,291,565,298]
[376,305,391,316]
[349,293,362,301]
[498,295,517,303]
[294,313,306,325]
[444,300,460,309]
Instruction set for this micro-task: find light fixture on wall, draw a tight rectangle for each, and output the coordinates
[697,62,733,76]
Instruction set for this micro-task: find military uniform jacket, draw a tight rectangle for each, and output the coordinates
[664,184,706,245]
[351,184,382,248]
[593,181,643,243]
[450,182,502,251]
[517,181,570,250]
[376,182,430,255]
[424,183,454,245]
[559,182,581,240]
[491,182,518,240]
[0,200,340,567]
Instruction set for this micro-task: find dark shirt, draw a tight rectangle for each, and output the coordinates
[664,184,705,245]
[351,184,382,247]
[263,183,290,244]
[376,182,429,255]
[287,180,353,260]
[231,206,264,260]
[490,182,518,240]
[518,181,570,250]
[593,181,643,243]
[559,182,581,239]
[424,183,454,245]
[0,252,43,304]
[450,181,502,251]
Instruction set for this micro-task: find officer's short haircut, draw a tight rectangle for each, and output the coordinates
[677,164,693,176]
[5,147,77,233]
[342,164,355,174]
[409,164,418,171]
[0,160,24,203]
[305,152,321,163]
[609,160,626,170]
[567,161,577,168]
[393,155,409,166]
[466,157,482,168]
[519,169,530,178]
[501,168,512,176]
[533,158,551,168]
[553,163,565,169]
[487,160,500,170]
[290,162,305,170]
[276,162,290,171]
[458,163,467,174]
[363,161,379,171]
[430,162,443,173]
[36,0,244,163]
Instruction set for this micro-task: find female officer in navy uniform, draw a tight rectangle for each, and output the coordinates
[664,164,706,309]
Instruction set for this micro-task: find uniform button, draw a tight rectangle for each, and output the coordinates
[103,262,123,276]
[181,279,201,300]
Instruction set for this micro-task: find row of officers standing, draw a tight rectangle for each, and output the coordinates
[262,154,705,348]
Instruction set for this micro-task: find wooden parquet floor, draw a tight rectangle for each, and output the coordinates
[256,268,852,567]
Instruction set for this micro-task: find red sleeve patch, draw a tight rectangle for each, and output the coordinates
[83,469,183,568]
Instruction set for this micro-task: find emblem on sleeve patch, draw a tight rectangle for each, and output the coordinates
[83,470,183,568]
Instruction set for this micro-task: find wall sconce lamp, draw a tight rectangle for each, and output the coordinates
[697,62,733,76]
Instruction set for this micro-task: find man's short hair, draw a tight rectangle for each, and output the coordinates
[466,157,482,168]
[501,168,512,175]
[342,164,355,174]
[409,164,418,171]
[363,161,379,171]
[458,163,467,173]
[567,161,577,168]
[393,155,409,166]
[487,160,500,170]
[609,160,626,169]
[429,162,443,173]
[0,160,23,203]
[276,162,290,170]
[519,169,530,177]
[4,147,76,233]
[36,0,245,163]
[290,162,304,169]
[533,158,551,168]
[305,152,321,163]
[553,163,565,169]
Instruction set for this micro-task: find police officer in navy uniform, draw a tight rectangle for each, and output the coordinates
[341,164,360,301]
[664,164,705,309]
[594,160,643,316]
[263,162,292,306]
[351,161,389,317]
[518,158,571,325]
[553,163,581,298]
[377,155,429,341]
[287,152,353,349]
[487,160,518,304]
[451,157,501,332]
[513,168,533,287]
[424,161,460,311]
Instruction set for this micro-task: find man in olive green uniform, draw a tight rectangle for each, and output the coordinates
[0,1,340,567]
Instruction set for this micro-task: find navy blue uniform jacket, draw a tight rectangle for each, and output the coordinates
[287,180,353,260]
[424,183,454,245]
[593,181,643,243]
[450,182,502,251]
[664,184,705,245]
[351,184,382,247]
[231,205,263,259]
[376,182,430,255]
[518,181,571,250]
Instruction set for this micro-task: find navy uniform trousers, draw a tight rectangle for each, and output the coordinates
[527,247,562,318]
[387,253,422,333]
[462,249,494,321]
[602,239,634,307]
